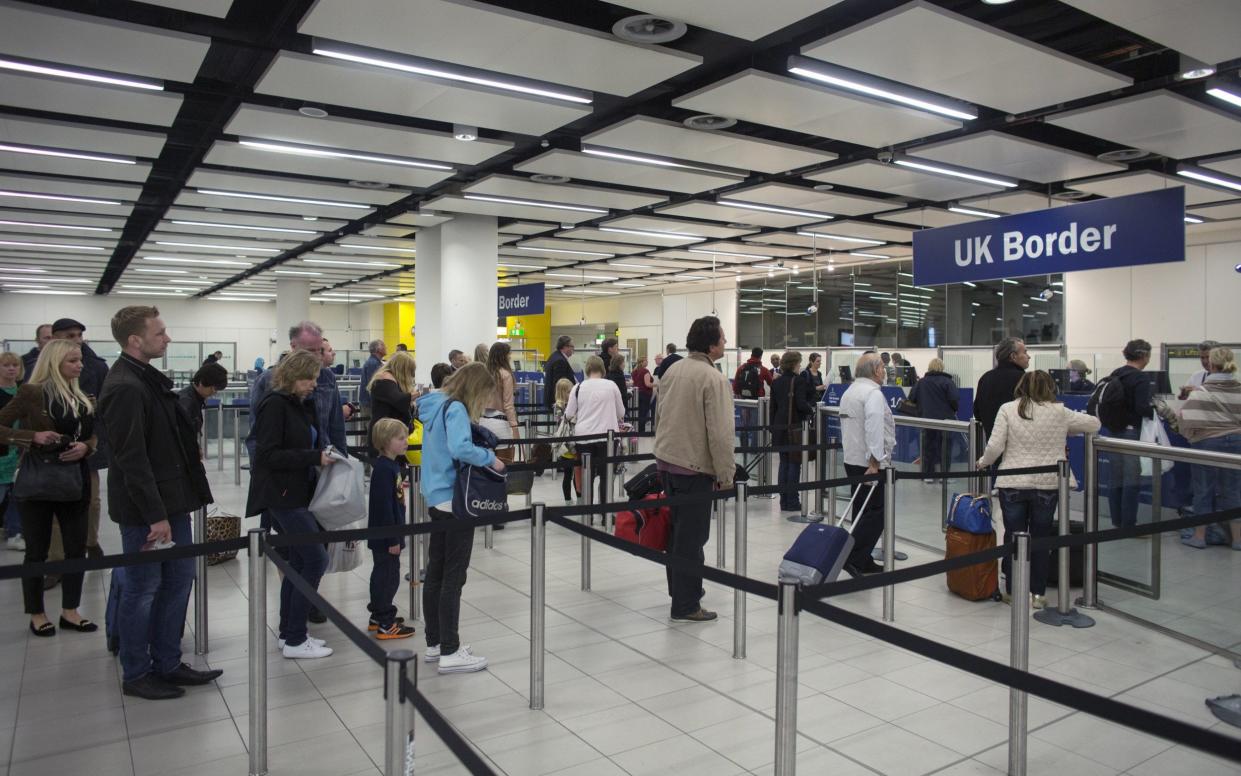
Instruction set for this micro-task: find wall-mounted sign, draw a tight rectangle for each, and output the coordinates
[498,282,544,317]
[912,187,1185,286]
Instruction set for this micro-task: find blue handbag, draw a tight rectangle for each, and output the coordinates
[443,402,508,519]
[948,492,993,535]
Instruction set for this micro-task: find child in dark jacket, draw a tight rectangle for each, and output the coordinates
[368,418,415,640]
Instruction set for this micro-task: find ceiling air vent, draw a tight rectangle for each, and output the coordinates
[530,174,569,184]
[683,114,736,130]
[1050,189,1089,201]
[348,180,388,189]
[1096,148,1149,163]
[612,14,687,44]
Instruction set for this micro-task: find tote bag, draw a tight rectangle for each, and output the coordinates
[1138,411,1174,477]
[309,446,366,529]
[325,518,365,574]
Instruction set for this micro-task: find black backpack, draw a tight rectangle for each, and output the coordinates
[1087,375,1129,433]
[737,363,763,398]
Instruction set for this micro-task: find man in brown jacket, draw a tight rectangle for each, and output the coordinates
[653,315,734,622]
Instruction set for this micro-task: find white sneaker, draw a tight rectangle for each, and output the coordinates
[437,646,487,674]
[424,645,441,662]
[282,640,333,659]
[6,536,25,551]
[278,636,326,649]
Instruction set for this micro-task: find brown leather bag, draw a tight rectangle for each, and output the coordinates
[945,526,999,601]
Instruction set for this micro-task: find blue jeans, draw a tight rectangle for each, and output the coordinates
[270,507,328,647]
[1106,427,1142,527]
[1191,434,1241,522]
[998,488,1058,596]
[778,457,802,510]
[0,483,20,537]
[118,513,194,682]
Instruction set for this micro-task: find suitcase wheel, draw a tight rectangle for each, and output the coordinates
[990,590,1003,602]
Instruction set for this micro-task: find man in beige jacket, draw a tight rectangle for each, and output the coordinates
[653,315,734,622]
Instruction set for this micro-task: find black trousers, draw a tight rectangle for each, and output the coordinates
[637,393,653,433]
[576,442,607,504]
[664,472,714,617]
[844,463,885,567]
[368,549,402,627]
[20,496,89,614]
[423,506,474,655]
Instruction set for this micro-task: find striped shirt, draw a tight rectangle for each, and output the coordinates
[1178,374,1241,443]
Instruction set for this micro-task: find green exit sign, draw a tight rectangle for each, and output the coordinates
[509,327,525,337]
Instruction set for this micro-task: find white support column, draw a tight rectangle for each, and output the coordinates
[276,278,310,344]
[414,214,499,367]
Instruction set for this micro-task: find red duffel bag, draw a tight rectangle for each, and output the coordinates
[614,493,670,552]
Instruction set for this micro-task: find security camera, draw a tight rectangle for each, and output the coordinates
[1038,286,1055,302]
[877,151,894,163]
[776,259,785,268]
[806,303,818,315]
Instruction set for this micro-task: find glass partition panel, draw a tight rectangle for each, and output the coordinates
[940,348,994,391]
[852,266,897,347]
[1096,443,1162,597]
[165,342,199,375]
[201,342,236,373]
[896,273,945,349]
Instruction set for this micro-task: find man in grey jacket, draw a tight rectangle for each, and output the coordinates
[246,321,348,459]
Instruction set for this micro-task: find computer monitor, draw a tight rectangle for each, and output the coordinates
[1047,368,1070,393]
[1146,370,1172,395]
[838,365,852,383]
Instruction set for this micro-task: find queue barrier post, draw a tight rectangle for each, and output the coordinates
[217,405,224,472]
[1078,433,1099,609]
[813,422,828,518]
[383,649,416,776]
[773,581,799,776]
[1009,532,1031,776]
[882,466,897,623]
[826,443,837,522]
[524,413,535,510]
[233,408,242,486]
[757,397,773,494]
[247,528,268,776]
[733,481,748,659]
[580,450,593,592]
[530,503,546,710]
[1034,460,1096,629]
[605,430,616,533]
[408,465,421,623]
[193,506,208,655]
[715,497,726,569]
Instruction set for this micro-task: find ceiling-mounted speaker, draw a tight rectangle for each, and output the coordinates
[1096,148,1149,163]
[683,114,736,130]
[612,14,687,44]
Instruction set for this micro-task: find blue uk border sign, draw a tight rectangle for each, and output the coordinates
[498,282,544,317]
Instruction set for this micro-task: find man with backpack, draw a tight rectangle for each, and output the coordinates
[1089,339,1155,528]
[733,348,773,451]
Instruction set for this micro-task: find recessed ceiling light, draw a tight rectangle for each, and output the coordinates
[796,231,886,246]
[0,219,113,232]
[893,158,1017,187]
[683,114,737,130]
[298,105,329,118]
[462,193,607,214]
[1096,148,1148,163]
[812,184,834,192]
[598,226,705,240]
[612,14,686,44]
[303,258,399,268]
[788,57,977,121]
[170,219,318,235]
[582,147,745,177]
[530,174,569,184]
[688,248,772,260]
[347,180,388,189]
[0,239,105,251]
[144,256,253,267]
[947,205,1002,219]
[0,189,122,206]
[545,272,618,280]
[313,46,592,104]
[452,124,478,142]
[197,189,369,209]
[716,198,834,219]
[517,246,613,258]
[1050,189,1090,201]
[337,243,415,254]
[155,241,280,253]
[1177,166,1241,193]
[239,140,453,171]
[0,142,135,165]
[0,56,162,90]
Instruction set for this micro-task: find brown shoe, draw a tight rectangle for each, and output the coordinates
[671,608,718,623]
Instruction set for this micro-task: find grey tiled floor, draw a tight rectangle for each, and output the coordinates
[1,443,1239,776]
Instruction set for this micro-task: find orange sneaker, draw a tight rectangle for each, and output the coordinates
[368,616,405,632]
[376,623,416,640]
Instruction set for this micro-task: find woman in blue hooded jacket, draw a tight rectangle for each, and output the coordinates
[417,362,504,674]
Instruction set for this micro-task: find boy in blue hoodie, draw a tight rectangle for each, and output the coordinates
[368,418,415,640]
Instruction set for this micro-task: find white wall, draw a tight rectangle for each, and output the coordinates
[549,286,738,354]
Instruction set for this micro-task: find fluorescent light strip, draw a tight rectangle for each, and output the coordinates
[1184,216,1204,224]
[303,258,398,268]
[848,252,890,259]
[0,219,113,232]
[1002,279,1020,285]
[688,248,771,260]
[171,220,317,235]
[337,243,415,254]
[238,140,453,171]
[545,272,618,281]
[134,268,187,274]
[0,189,122,206]
[120,284,197,291]
[893,159,1017,188]
[607,261,650,269]
[312,292,384,299]
[795,231,884,246]
[1176,168,1241,193]
[0,275,89,283]
[716,199,834,220]
[4,289,86,295]
[155,241,280,253]
[675,274,706,280]
[497,262,545,270]
[1206,86,1241,110]
[313,47,592,104]
[196,189,370,209]
[0,240,105,251]
[0,143,135,165]
[613,282,646,287]
[144,256,253,267]
[114,291,187,297]
[597,226,706,240]
[208,296,270,302]
[518,246,613,258]
[581,148,743,177]
[788,64,976,121]
[948,206,1002,219]
[274,270,324,276]
[0,57,163,90]
[203,291,276,298]
[463,194,607,214]
[0,267,45,273]
[560,288,620,295]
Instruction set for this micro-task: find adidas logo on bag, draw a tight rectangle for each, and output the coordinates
[470,498,507,512]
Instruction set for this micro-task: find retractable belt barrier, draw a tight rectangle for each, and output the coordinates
[899,464,1060,481]
[401,676,498,776]
[0,536,248,580]
[748,471,880,497]
[267,508,534,548]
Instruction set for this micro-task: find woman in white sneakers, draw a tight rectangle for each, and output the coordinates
[977,370,1099,609]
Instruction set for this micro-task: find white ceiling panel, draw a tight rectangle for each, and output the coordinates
[0,208,126,229]
[514,150,743,195]
[647,248,780,265]
[723,182,902,216]
[910,131,1125,184]
[864,245,913,258]
[1202,153,1241,179]
[1060,0,1241,67]
[693,240,809,259]
[601,215,754,239]
[655,201,818,229]
[1048,92,1241,160]
[0,116,166,157]
[495,221,555,236]
[362,225,416,238]
[203,141,452,189]
[173,192,374,220]
[156,220,320,241]
[958,191,1069,214]
[389,212,454,229]
[465,174,667,210]
[164,207,344,232]
[1067,171,1232,206]
[225,105,512,166]
[517,237,648,256]
[802,1,1131,113]
[816,221,915,242]
[0,173,140,200]
[300,0,700,97]
[583,116,835,175]
[743,231,871,251]
[256,53,591,137]
[554,227,698,248]
[1188,200,1241,221]
[423,194,598,224]
[805,160,1002,200]
[187,170,402,205]
[625,0,847,40]
[875,207,980,228]
[142,0,234,18]
[675,70,960,148]
[0,153,153,183]
[0,73,183,126]
[0,4,210,82]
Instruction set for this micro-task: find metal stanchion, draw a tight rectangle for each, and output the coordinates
[1008,532,1031,776]
[530,503,546,710]
[826,443,837,522]
[580,450,593,592]
[1035,460,1095,629]
[773,582,799,776]
[201,418,209,462]
[1078,434,1098,609]
[408,466,421,623]
[217,405,224,471]
[193,507,208,655]
[757,397,774,495]
[247,529,267,776]
[233,408,242,485]
[384,649,415,776]
[715,498,726,568]
[882,465,896,623]
[733,482,748,659]
[604,430,616,533]
[791,421,825,523]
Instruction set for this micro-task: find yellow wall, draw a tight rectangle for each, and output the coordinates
[383,300,550,367]
[382,301,415,352]
[507,308,551,367]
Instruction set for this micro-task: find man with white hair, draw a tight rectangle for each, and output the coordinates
[838,352,895,577]
[360,339,387,408]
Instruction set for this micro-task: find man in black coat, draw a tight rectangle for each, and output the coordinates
[973,337,1029,440]
[542,335,577,408]
[98,306,219,701]
[20,323,52,383]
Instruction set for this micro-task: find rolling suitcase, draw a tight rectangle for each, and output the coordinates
[779,482,877,585]
[945,527,1000,601]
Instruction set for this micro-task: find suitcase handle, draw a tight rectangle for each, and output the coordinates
[840,479,878,535]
